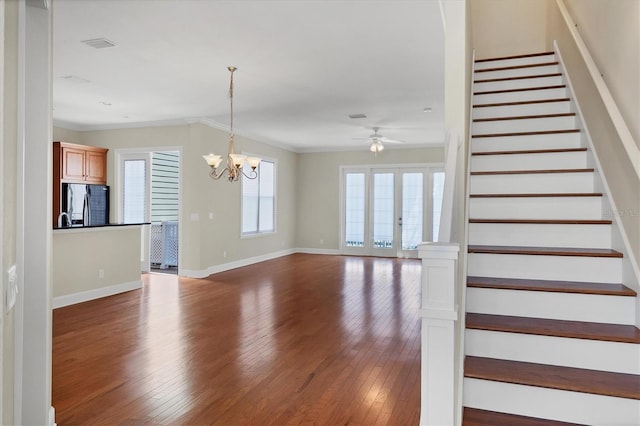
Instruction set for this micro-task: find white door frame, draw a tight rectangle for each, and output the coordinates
[114,147,183,274]
[339,163,442,258]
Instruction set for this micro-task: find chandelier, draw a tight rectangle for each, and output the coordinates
[203,66,261,181]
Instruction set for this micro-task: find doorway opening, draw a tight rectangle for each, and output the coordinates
[118,149,181,275]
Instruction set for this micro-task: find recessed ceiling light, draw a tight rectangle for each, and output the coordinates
[348,113,367,119]
[100,101,112,106]
[423,107,432,113]
[81,38,117,49]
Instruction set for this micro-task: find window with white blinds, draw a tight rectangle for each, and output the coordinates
[242,159,275,235]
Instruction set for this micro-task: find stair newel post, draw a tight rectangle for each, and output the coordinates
[418,242,460,426]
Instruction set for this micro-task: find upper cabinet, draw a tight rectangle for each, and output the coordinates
[54,141,108,184]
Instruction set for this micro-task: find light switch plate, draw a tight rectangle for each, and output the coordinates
[6,264,18,312]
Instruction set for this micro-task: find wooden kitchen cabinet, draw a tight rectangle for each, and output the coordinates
[53,141,109,226]
[54,141,108,184]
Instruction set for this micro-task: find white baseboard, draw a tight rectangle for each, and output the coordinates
[49,406,56,426]
[181,248,341,279]
[53,280,143,309]
[296,247,341,255]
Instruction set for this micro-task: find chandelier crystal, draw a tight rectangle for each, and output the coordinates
[203,66,261,182]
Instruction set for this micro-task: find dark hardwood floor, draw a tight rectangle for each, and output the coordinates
[53,254,422,425]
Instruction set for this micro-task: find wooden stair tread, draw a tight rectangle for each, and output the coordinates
[472,148,587,156]
[470,192,602,198]
[474,73,563,84]
[473,129,579,138]
[471,168,593,176]
[474,85,566,95]
[475,62,559,73]
[466,313,640,343]
[475,52,555,63]
[467,276,634,296]
[468,245,623,258]
[464,356,640,400]
[463,407,582,426]
[474,98,570,108]
[473,113,575,122]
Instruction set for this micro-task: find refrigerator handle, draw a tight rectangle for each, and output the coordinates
[83,191,90,226]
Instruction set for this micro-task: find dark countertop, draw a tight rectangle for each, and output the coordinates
[53,222,151,231]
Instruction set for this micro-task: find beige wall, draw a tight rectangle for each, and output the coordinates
[296,148,444,250]
[563,0,639,147]
[2,1,18,422]
[547,0,640,272]
[52,227,141,298]
[471,0,548,59]
[71,123,297,275]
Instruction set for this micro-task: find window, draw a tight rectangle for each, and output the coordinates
[122,158,147,223]
[242,159,275,235]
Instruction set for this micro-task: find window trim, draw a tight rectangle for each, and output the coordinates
[240,154,277,238]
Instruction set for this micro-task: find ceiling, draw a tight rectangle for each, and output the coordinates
[53,0,445,152]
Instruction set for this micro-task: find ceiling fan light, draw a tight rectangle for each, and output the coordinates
[370,141,384,153]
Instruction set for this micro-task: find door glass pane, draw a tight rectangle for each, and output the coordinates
[432,172,445,241]
[402,173,423,250]
[345,173,365,247]
[123,159,146,223]
[373,173,394,249]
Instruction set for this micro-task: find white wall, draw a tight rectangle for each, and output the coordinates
[2,0,18,422]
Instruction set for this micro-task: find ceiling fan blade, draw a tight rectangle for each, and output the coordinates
[379,137,404,144]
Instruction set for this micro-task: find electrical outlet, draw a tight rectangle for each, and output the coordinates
[223,251,227,258]
[209,212,214,220]
[98,269,105,279]
[320,239,324,245]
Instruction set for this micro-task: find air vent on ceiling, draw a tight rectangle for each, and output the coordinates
[60,75,90,83]
[81,38,117,49]
[348,113,367,119]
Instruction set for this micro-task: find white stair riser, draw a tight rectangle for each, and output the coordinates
[474,55,556,70]
[474,75,564,93]
[469,196,602,220]
[473,116,576,134]
[471,151,588,171]
[474,64,560,80]
[463,378,640,425]
[473,101,571,119]
[466,330,640,374]
[471,101,572,118]
[471,132,581,152]
[470,172,594,194]
[468,223,611,248]
[466,288,635,324]
[473,87,568,105]
[467,253,622,283]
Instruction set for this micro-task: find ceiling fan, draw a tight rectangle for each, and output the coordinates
[357,127,403,153]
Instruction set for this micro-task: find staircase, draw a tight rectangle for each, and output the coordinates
[461,52,640,425]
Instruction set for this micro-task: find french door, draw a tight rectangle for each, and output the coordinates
[341,166,443,258]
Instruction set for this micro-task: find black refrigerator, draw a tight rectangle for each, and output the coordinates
[61,183,110,226]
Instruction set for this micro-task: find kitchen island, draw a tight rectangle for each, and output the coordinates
[52,223,149,308]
